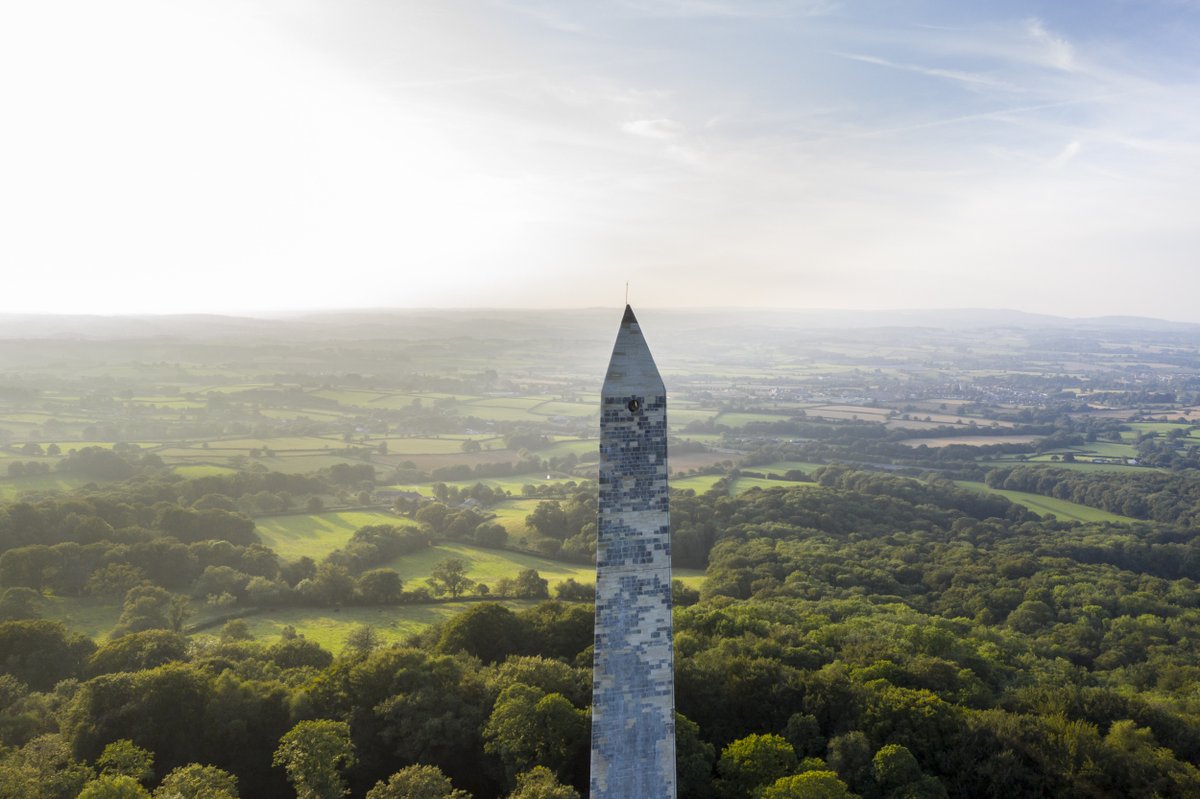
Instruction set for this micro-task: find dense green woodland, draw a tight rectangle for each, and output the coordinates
[0,463,1199,797]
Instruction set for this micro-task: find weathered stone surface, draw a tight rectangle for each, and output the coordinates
[591,305,676,798]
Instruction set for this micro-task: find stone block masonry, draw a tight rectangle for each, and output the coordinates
[590,305,676,798]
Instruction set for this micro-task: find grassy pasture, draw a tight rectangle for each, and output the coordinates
[458,405,545,422]
[308,389,390,406]
[362,394,466,410]
[730,476,817,494]
[713,412,795,428]
[0,474,98,500]
[672,433,724,444]
[37,441,160,451]
[465,397,549,410]
[383,542,595,586]
[1125,422,1189,437]
[172,464,239,478]
[156,447,233,459]
[674,569,706,589]
[256,408,347,421]
[486,500,540,535]
[668,409,720,428]
[669,472,817,495]
[1073,441,1138,458]
[37,596,122,640]
[231,601,539,650]
[671,475,723,493]
[195,383,275,394]
[0,420,49,436]
[41,596,238,643]
[255,454,368,474]
[530,401,595,418]
[811,404,892,417]
[378,437,503,454]
[885,419,969,431]
[377,451,525,471]
[384,473,589,496]
[540,439,596,458]
[955,481,1135,523]
[979,459,1147,473]
[130,397,205,409]
[753,461,828,474]
[254,511,414,561]
[216,436,345,450]
[1140,408,1200,422]
[899,435,1041,448]
[671,451,735,472]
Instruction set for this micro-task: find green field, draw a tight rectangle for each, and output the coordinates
[754,461,827,475]
[540,438,597,458]
[1071,441,1137,458]
[172,464,239,478]
[671,468,818,496]
[255,511,415,561]
[379,436,503,454]
[231,601,538,650]
[383,473,588,497]
[217,436,345,450]
[41,596,240,642]
[729,476,816,494]
[671,474,724,493]
[487,500,540,535]
[669,409,720,428]
[384,542,595,586]
[531,401,595,418]
[1124,422,1191,438]
[0,473,97,500]
[712,412,796,428]
[255,454,367,474]
[39,596,124,640]
[980,458,1149,473]
[955,481,1135,523]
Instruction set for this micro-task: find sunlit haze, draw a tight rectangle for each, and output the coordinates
[2,1,1198,318]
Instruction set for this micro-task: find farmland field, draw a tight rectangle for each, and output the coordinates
[0,473,98,500]
[753,461,827,474]
[980,458,1148,473]
[900,435,1042,448]
[254,511,415,561]
[232,601,540,650]
[729,476,816,494]
[671,474,723,493]
[713,412,796,427]
[955,481,1136,523]
[382,541,596,585]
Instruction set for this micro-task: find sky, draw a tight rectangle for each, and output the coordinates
[1,1,1198,319]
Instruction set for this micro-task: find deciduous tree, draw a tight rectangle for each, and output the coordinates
[271,720,355,799]
[364,764,470,799]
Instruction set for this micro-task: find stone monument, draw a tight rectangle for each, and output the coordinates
[590,305,676,798]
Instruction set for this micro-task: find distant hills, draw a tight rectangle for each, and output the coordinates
[0,307,1196,341]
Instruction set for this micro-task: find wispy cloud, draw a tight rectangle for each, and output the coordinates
[1025,17,1076,71]
[615,0,836,18]
[835,51,1018,91]
[622,118,683,140]
[1049,139,1082,168]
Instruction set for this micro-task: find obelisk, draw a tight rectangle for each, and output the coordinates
[590,305,676,798]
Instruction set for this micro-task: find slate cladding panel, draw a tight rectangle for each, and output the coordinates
[591,307,676,798]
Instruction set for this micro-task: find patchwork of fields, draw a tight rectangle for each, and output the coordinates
[2,345,1186,652]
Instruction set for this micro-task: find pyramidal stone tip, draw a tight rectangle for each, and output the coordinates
[604,305,665,396]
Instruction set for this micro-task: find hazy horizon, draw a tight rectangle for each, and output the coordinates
[2,304,1197,333]
[3,1,1198,320]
